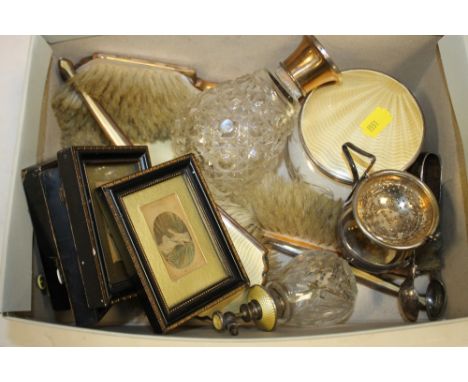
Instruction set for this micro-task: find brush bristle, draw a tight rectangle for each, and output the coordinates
[218,174,344,249]
[52,59,200,147]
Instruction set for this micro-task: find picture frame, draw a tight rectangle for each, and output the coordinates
[22,160,71,312]
[22,160,108,326]
[98,154,249,333]
[58,146,151,308]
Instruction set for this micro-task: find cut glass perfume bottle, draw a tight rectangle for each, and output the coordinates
[267,252,357,327]
[172,36,341,193]
[212,251,357,335]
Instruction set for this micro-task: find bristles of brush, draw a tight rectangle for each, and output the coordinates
[251,175,343,248]
[53,87,108,146]
[218,173,344,250]
[52,59,200,147]
[217,196,264,239]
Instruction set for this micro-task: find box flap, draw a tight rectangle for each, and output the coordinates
[439,36,468,171]
[0,36,52,312]
[42,36,92,44]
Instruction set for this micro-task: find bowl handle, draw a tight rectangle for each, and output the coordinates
[342,142,376,203]
[342,142,377,185]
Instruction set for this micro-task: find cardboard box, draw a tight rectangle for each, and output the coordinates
[1,35,468,345]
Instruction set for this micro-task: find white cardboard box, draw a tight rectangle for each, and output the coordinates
[1,35,468,345]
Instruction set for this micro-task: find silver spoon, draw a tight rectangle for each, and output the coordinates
[399,276,421,322]
[344,262,446,322]
[425,277,447,321]
[398,274,447,322]
[398,256,421,322]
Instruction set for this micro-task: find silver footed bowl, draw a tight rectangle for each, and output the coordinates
[353,170,439,250]
[338,204,411,273]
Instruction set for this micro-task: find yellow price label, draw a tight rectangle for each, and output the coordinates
[360,107,393,138]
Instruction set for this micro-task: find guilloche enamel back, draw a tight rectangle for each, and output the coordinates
[300,69,424,184]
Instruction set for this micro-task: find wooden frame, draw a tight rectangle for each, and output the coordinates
[58,146,151,308]
[98,154,248,333]
[22,159,108,326]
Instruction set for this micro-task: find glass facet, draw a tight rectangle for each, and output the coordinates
[172,69,297,193]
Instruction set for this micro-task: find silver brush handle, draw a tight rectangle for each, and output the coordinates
[58,58,132,146]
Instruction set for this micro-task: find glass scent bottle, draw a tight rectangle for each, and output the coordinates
[266,252,357,327]
[172,36,341,194]
[212,251,357,335]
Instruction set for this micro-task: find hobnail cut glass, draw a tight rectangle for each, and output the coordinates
[172,69,297,193]
[268,251,357,327]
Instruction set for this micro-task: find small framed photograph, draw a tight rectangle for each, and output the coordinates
[58,146,151,308]
[98,154,248,333]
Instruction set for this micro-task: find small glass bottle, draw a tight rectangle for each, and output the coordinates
[266,252,357,327]
[212,251,357,335]
[172,36,341,194]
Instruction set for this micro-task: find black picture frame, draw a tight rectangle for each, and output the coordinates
[22,160,108,326]
[98,154,248,333]
[22,160,70,311]
[58,146,151,308]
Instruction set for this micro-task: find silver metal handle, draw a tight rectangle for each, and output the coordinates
[342,142,376,185]
[352,267,425,306]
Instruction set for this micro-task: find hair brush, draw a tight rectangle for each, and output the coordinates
[219,174,344,252]
[52,53,215,147]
